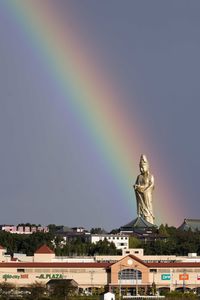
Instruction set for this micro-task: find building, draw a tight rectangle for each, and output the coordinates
[0,225,49,234]
[120,217,157,239]
[55,227,128,251]
[178,219,200,231]
[1,245,200,295]
[0,245,109,291]
[90,234,129,251]
[55,226,91,243]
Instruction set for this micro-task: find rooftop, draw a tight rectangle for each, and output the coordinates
[35,245,54,254]
[178,218,200,231]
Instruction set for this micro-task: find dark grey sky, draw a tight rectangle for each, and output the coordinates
[0,1,200,230]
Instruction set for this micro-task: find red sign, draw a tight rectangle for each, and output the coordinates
[20,274,29,279]
[179,274,189,280]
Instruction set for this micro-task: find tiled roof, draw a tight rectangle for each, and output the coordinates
[178,218,200,231]
[0,262,111,268]
[120,216,156,231]
[0,260,200,269]
[146,262,200,268]
[56,226,73,233]
[35,245,54,254]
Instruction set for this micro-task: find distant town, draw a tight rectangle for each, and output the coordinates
[0,220,200,299]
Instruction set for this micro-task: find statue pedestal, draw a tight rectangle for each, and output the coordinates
[120,216,157,238]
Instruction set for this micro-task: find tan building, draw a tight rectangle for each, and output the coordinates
[1,245,200,295]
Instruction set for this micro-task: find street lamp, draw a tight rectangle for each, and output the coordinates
[183,269,186,293]
[135,265,138,296]
[152,271,156,296]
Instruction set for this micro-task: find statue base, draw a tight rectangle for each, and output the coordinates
[120,216,157,237]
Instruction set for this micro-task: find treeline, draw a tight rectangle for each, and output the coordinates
[0,231,54,256]
[54,236,120,256]
[1,223,200,257]
[0,230,120,256]
[130,224,200,256]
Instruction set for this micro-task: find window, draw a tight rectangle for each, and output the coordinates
[17,269,25,273]
[150,269,157,273]
[118,269,142,280]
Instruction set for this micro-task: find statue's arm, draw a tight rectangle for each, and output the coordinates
[134,176,143,192]
[144,174,154,191]
[133,176,139,189]
[134,184,145,193]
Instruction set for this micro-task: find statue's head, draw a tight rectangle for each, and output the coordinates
[139,154,149,174]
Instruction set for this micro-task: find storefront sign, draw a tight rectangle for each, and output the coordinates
[36,274,63,279]
[161,274,171,280]
[3,274,29,280]
[179,274,189,280]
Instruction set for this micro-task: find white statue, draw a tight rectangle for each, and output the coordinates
[134,154,155,224]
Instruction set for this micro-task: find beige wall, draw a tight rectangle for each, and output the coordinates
[0,266,108,288]
[110,256,149,287]
[152,267,200,290]
[34,253,55,262]
[1,255,200,291]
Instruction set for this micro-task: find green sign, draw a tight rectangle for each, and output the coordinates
[36,274,63,279]
[161,274,171,280]
[3,274,20,280]
[2,274,29,280]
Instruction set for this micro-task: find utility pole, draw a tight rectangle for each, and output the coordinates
[119,264,126,300]
[89,270,95,294]
[119,265,122,300]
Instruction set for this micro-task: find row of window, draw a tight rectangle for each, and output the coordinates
[108,237,128,240]
[16,268,100,273]
[118,269,142,280]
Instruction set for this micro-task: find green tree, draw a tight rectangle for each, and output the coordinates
[129,236,141,248]
[90,228,107,234]
[49,280,76,300]
[25,281,47,300]
[158,224,169,238]
[88,239,118,255]
[0,282,15,300]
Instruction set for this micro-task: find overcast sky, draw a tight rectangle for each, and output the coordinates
[0,1,200,230]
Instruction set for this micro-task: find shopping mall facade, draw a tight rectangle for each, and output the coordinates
[1,245,200,295]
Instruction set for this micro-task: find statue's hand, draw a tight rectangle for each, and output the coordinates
[135,184,144,192]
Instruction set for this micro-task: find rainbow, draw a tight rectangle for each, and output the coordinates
[4,1,183,226]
